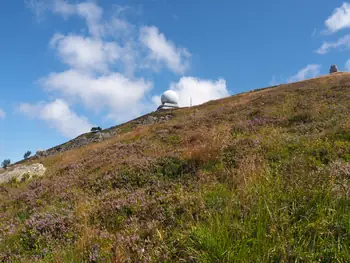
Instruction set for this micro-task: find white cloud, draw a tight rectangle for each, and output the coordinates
[52,0,103,37]
[152,95,161,106]
[0,108,6,119]
[40,70,152,120]
[287,64,321,83]
[27,1,190,76]
[140,26,191,74]
[76,2,104,37]
[325,3,350,33]
[162,77,229,107]
[345,59,350,71]
[19,99,93,138]
[270,65,322,85]
[25,0,217,131]
[315,34,350,54]
[111,18,133,33]
[107,18,135,40]
[50,33,121,72]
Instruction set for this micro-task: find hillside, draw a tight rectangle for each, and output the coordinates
[1,72,350,262]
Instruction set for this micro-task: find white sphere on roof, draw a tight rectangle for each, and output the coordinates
[161,90,179,105]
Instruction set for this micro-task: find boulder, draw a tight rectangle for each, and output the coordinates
[0,163,46,184]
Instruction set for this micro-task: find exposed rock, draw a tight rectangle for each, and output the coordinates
[137,115,173,125]
[330,65,339,74]
[34,131,117,158]
[101,132,114,139]
[146,116,157,124]
[96,132,103,141]
[33,114,173,158]
[36,150,48,158]
[76,136,89,144]
[0,163,46,184]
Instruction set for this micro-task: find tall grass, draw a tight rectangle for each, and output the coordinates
[188,169,350,263]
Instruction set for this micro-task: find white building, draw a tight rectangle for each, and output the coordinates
[157,90,180,110]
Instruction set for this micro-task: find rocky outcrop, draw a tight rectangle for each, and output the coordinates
[0,163,46,184]
[136,115,173,125]
[34,113,174,158]
[35,131,116,158]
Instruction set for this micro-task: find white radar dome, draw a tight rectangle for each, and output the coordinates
[161,90,179,105]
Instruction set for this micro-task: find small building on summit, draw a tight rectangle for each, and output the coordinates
[330,64,339,74]
[157,90,179,110]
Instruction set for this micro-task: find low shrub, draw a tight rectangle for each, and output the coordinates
[154,157,199,180]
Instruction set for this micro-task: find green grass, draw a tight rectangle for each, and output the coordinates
[188,171,350,263]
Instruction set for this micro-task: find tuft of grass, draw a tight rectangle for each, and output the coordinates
[188,170,350,263]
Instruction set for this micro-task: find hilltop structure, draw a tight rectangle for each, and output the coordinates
[157,90,179,110]
[330,65,339,74]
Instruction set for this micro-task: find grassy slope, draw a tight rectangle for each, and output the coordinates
[0,73,350,262]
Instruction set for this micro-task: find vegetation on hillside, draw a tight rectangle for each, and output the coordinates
[91,127,103,133]
[0,73,349,262]
[23,151,32,160]
[1,159,11,170]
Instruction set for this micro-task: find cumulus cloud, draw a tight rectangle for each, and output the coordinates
[325,3,350,33]
[315,34,350,54]
[50,34,121,72]
[76,2,104,37]
[53,0,104,37]
[26,1,191,76]
[140,26,191,74]
[40,70,152,120]
[287,64,321,83]
[19,99,93,138]
[152,95,161,106]
[25,0,223,134]
[109,17,134,36]
[269,65,322,86]
[0,108,6,119]
[155,77,229,107]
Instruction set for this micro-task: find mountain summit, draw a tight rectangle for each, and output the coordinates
[1,73,349,262]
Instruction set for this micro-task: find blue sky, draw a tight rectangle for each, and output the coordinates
[1,0,350,163]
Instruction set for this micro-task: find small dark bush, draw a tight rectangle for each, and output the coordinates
[288,113,313,124]
[155,157,199,179]
[91,127,102,133]
[23,151,32,159]
[1,159,11,169]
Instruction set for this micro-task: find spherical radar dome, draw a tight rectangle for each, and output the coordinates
[161,90,179,105]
